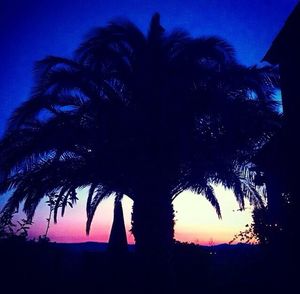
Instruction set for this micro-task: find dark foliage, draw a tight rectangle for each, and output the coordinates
[0,14,280,259]
[0,240,293,294]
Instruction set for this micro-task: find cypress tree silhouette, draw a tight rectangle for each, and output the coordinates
[108,194,128,254]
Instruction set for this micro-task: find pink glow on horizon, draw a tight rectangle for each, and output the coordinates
[27,194,136,244]
[12,185,253,245]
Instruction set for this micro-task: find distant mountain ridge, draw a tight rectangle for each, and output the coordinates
[50,241,134,252]
[49,241,256,253]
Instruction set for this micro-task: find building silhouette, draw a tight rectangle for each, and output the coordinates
[254,2,300,250]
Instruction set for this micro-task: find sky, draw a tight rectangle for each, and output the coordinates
[0,0,298,245]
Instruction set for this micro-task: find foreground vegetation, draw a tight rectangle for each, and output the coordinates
[0,238,293,294]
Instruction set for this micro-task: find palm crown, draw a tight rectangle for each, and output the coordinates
[0,14,279,245]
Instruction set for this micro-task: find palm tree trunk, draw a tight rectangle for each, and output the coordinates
[131,193,175,293]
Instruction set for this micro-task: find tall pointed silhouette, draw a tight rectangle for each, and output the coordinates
[108,194,128,254]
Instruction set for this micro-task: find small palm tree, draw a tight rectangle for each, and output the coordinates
[0,14,280,261]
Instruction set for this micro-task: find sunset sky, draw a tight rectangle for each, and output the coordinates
[0,0,297,245]
[18,185,253,245]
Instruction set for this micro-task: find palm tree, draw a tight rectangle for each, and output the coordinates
[0,14,280,263]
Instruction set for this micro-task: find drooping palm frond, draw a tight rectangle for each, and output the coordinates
[203,184,222,219]
[0,153,88,219]
[186,36,236,64]
[190,182,221,219]
[86,185,113,235]
[0,118,85,178]
[7,59,85,131]
[53,186,70,223]
[75,18,146,86]
[86,183,97,217]
[75,19,146,64]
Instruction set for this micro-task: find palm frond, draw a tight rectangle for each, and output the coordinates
[86,183,97,216]
[53,186,69,223]
[75,18,146,77]
[34,56,81,79]
[86,185,113,235]
[203,184,222,219]
[61,187,76,217]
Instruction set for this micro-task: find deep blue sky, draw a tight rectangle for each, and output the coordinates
[0,0,298,134]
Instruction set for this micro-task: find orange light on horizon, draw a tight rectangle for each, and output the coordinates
[173,186,253,245]
[11,185,253,245]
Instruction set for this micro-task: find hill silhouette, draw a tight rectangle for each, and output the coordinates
[1,239,288,294]
[47,240,254,251]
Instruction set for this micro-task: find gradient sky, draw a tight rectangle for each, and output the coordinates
[0,0,298,244]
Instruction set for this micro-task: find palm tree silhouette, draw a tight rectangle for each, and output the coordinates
[0,14,280,260]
